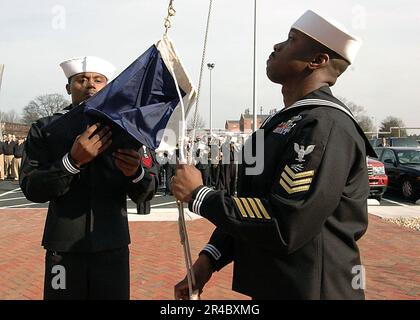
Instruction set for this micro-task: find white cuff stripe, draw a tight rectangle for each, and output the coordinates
[62,153,80,174]
[193,197,199,215]
[197,188,213,215]
[205,244,221,259]
[193,187,207,213]
[203,248,218,260]
[132,167,145,183]
[196,186,212,203]
[203,244,221,260]
[192,187,213,215]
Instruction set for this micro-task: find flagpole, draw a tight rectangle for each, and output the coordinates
[163,0,201,300]
[252,0,257,132]
[0,64,4,137]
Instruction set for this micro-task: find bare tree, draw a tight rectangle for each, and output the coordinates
[357,115,375,133]
[339,97,365,119]
[338,97,375,132]
[22,93,70,125]
[0,110,22,123]
[187,113,206,130]
[380,116,407,137]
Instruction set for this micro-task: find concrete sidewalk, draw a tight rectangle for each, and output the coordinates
[127,208,202,222]
[0,209,418,300]
[368,199,420,219]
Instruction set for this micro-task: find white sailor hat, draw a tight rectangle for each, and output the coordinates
[59,56,116,80]
[291,10,362,64]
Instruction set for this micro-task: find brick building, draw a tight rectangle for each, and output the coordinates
[1,122,30,139]
[225,120,240,132]
[225,113,270,133]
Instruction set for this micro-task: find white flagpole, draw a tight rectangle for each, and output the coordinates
[252,0,258,132]
[0,64,4,137]
[0,64,4,92]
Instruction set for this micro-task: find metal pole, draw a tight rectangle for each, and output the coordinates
[210,68,212,136]
[252,0,257,132]
[207,63,215,136]
[0,64,4,138]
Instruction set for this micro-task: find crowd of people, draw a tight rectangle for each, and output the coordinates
[135,135,244,215]
[0,134,26,181]
[158,136,243,195]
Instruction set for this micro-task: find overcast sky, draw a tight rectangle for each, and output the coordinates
[1,0,419,132]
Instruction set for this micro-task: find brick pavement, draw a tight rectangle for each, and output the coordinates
[0,209,418,300]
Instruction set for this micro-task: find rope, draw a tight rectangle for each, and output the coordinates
[190,0,214,145]
[161,0,214,301]
[163,35,187,163]
[163,0,214,164]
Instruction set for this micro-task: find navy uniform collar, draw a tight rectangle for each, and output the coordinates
[261,86,376,157]
[281,85,351,116]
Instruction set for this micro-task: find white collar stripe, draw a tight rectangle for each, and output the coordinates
[261,98,354,128]
[287,99,354,120]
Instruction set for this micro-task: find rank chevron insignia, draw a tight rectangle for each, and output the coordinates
[279,165,315,194]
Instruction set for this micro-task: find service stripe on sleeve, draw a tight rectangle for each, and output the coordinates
[239,198,255,218]
[247,198,263,219]
[254,198,271,219]
[233,197,248,218]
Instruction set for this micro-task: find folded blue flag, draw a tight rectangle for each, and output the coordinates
[43,36,196,155]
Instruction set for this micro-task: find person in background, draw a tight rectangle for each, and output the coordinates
[0,136,5,181]
[4,134,16,179]
[136,145,157,215]
[13,137,25,181]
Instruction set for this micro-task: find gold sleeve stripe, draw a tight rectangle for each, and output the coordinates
[280,179,311,194]
[284,165,314,179]
[232,197,248,218]
[246,198,263,219]
[254,198,271,220]
[281,171,313,186]
[239,198,255,218]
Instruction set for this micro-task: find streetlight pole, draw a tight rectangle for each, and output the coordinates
[207,63,215,136]
[0,64,4,138]
[252,0,257,132]
[371,116,379,139]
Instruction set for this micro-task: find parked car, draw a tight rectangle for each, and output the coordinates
[374,147,420,200]
[369,137,419,148]
[367,157,388,202]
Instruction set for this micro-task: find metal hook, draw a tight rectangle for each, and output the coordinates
[164,0,176,35]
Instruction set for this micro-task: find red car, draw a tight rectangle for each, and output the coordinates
[367,157,388,202]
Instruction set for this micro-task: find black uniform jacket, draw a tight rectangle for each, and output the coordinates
[188,86,376,299]
[20,106,158,253]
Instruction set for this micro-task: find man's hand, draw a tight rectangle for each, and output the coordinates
[70,123,112,167]
[113,149,142,177]
[172,164,203,202]
[174,254,213,300]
